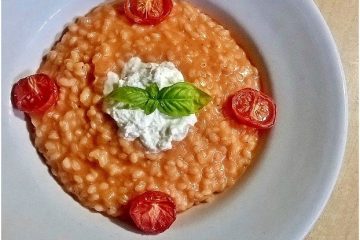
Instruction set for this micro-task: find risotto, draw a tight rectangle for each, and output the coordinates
[12,0,276,233]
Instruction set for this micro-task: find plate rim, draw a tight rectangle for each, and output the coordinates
[296,1,348,238]
[1,0,348,239]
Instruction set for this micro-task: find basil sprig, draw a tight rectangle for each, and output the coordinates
[105,82,211,117]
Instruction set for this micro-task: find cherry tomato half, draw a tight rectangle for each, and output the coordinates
[231,88,276,129]
[124,0,173,25]
[11,73,59,114]
[129,191,176,234]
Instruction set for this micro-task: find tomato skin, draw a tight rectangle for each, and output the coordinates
[231,88,276,129]
[129,191,176,234]
[11,73,59,114]
[124,0,173,25]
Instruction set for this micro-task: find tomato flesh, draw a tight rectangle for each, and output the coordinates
[11,73,59,114]
[129,191,176,234]
[231,88,276,129]
[124,0,173,25]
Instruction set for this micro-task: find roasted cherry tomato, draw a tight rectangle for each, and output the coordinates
[231,88,276,129]
[11,73,59,114]
[129,191,176,234]
[124,0,173,25]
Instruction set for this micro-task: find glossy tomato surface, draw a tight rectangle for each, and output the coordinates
[11,73,59,114]
[231,88,276,129]
[124,0,173,25]
[129,191,176,234]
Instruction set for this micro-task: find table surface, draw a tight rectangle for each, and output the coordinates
[306,1,359,239]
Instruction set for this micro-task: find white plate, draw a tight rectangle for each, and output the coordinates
[2,0,347,239]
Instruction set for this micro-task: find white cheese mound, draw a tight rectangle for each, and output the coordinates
[103,57,197,153]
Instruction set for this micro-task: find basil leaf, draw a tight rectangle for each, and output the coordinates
[144,99,159,115]
[105,82,211,117]
[157,82,211,117]
[105,86,149,109]
[146,83,159,99]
